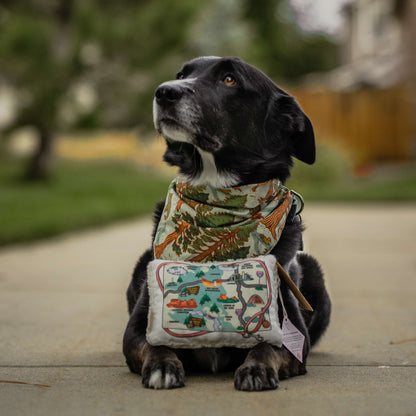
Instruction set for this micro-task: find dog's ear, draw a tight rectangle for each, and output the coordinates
[293,113,315,164]
[264,94,315,165]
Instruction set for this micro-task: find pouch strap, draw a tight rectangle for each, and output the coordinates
[276,262,313,312]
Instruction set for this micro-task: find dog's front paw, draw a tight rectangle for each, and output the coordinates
[142,359,185,389]
[234,363,279,391]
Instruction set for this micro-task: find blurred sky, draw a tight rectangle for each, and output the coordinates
[291,0,351,34]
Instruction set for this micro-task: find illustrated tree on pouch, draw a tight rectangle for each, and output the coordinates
[200,294,211,305]
[210,303,219,314]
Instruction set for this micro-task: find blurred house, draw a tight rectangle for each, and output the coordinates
[330,0,416,90]
[294,0,416,165]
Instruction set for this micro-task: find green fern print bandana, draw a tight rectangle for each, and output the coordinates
[154,178,293,262]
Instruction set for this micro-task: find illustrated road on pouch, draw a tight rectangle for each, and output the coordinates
[156,260,274,335]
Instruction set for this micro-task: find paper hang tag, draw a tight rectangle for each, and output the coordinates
[282,317,305,363]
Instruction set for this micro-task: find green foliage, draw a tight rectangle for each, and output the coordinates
[0,157,169,246]
[0,0,339,134]
[289,146,352,188]
[0,0,206,133]
[1,150,415,246]
[222,194,248,208]
[210,303,220,313]
[0,0,340,179]
[241,0,338,82]
[200,294,211,305]
[287,146,416,201]
[196,212,236,227]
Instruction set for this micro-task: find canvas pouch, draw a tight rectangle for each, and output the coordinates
[146,255,283,348]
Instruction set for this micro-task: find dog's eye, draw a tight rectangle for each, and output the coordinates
[223,75,236,86]
[176,72,184,80]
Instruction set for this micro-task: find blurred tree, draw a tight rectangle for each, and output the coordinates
[187,0,338,81]
[0,0,338,180]
[0,0,75,179]
[0,0,203,180]
[242,0,338,82]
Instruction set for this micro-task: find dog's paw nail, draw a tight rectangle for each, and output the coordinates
[234,364,279,391]
[142,360,185,389]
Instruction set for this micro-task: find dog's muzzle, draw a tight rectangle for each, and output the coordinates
[154,80,222,153]
[155,84,183,107]
[155,81,195,107]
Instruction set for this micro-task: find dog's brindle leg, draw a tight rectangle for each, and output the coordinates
[124,329,186,389]
[123,283,186,389]
[235,277,309,391]
[141,343,185,389]
[234,343,280,391]
[234,343,306,391]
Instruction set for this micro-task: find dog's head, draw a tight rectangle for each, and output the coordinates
[153,56,315,187]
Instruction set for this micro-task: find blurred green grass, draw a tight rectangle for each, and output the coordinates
[288,146,416,201]
[0,158,170,246]
[1,147,415,246]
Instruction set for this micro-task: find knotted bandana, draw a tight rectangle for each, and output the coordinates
[154,178,293,262]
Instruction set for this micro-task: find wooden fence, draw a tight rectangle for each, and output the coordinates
[290,85,415,163]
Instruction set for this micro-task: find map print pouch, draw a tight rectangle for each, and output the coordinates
[146,255,283,348]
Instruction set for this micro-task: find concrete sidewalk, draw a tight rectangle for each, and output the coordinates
[0,205,415,416]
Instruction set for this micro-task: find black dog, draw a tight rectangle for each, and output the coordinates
[123,56,331,391]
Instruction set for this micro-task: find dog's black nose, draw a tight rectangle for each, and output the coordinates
[155,84,183,106]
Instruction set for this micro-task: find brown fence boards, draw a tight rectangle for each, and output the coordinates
[290,85,415,163]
